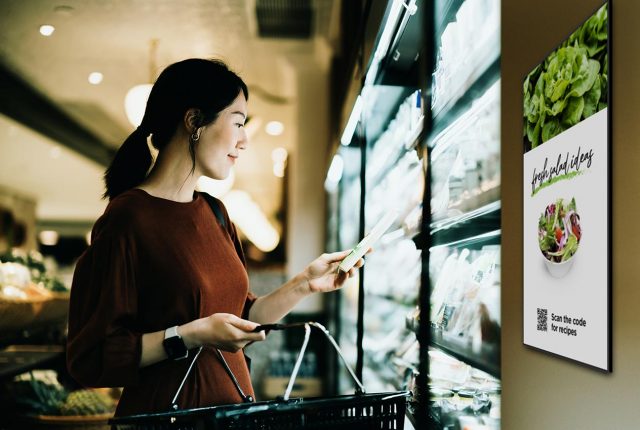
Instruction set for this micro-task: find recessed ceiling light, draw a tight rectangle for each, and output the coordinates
[271,147,288,163]
[49,146,61,159]
[39,25,55,36]
[88,72,103,85]
[265,121,284,136]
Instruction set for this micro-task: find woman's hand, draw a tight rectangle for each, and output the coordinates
[180,313,266,352]
[303,249,368,294]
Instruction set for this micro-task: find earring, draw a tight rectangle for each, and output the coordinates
[190,129,201,144]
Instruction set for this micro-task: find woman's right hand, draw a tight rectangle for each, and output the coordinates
[180,313,266,352]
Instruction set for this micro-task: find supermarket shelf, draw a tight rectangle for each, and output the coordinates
[364,291,418,309]
[374,0,424,87]
[431,199,500,235]
[366,86,413,144]
[430,198,500,246]
[405,115,425,150]
[429,79,500,158]
[431,328,500,378]
[367,117,424,187]
[0,345,64,381]
[431,55,500,138]
[431,229,500,250]
[435,0,464,40]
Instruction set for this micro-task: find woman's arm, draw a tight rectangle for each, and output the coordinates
[139,313,266,368]
[248,250,363,324]
[139,249,364,368]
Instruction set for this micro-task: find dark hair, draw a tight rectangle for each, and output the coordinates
[103,58,248,200]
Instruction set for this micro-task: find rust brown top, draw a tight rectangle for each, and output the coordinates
[66,189,256,416]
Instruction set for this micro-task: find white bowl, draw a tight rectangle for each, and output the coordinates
[541,251,577,278]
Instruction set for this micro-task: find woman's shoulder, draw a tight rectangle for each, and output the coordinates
[106,189,148,216]
[93,189,149,234]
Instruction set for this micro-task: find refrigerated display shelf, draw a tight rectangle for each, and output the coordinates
[434,0,464,40]
[429,79,499,155]
[365,357,412,393]
[431,219,500,250]
[431,56,500,137]
[365,291,418,308]
[367,118,424,188]
[430,328,500,378]
[431,200,500,235]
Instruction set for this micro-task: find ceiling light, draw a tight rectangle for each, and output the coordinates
[49,146,61,159]
[271,147,288,163]
[324,154,344,192]
[273,162,286,178]
[195,169,235,198]
[39,25,55,36]
[223,191,279,252]
[125,39,158,128]
[39,230,59,246]
[265,121,284,136]
[88,72,103,85]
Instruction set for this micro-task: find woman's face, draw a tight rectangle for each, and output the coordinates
[195,92,248,180]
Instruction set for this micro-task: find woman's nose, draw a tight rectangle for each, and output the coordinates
[238,129,248,150]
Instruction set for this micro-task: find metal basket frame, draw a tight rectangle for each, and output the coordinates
[110,322,410,430]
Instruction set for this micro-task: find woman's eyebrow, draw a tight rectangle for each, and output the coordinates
[231,111,246,120]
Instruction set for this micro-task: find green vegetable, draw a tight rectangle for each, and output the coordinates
[10,373,68,415]
[524,3,608,150]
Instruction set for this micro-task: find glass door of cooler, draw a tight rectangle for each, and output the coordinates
[425,0,501,428]
[360,86,423,397]
[333,3,426,427]
[333,146,363,395]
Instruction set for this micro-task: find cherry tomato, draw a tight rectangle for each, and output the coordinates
[555,227,562,242]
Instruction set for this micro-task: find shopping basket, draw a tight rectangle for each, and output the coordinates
[110,322,410,430]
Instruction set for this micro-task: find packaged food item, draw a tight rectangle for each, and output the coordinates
[338,211,397,272]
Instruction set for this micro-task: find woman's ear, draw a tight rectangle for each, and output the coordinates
[184,108,202,134]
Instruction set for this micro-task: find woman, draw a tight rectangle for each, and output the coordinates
[66,58,363,416]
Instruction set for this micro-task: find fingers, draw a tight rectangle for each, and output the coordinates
[322,250,352,263]
[225,315,266,342]
[226,314,259,331]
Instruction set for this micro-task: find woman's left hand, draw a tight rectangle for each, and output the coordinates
[304,250,368,293]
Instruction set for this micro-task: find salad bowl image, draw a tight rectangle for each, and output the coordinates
[538,198,581,278]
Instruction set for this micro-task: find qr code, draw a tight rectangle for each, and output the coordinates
[537,308,548,331]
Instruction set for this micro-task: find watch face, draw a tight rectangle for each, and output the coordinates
[163,335,188,360]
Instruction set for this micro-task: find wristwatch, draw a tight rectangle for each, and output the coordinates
[163,326,189,360]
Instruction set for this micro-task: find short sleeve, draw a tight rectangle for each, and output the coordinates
[66,212,142,388]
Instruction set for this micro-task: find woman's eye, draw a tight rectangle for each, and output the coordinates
[236,123,244,128]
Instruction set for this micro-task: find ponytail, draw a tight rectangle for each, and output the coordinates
[103,127,152,200]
